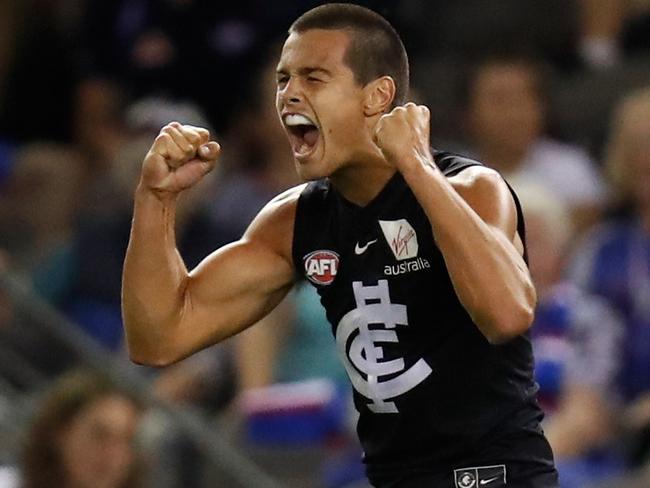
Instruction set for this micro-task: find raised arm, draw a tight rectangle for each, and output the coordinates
[122,123,297,366]
[374,104,536,344]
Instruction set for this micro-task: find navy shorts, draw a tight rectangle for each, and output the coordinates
[368,430,559,488]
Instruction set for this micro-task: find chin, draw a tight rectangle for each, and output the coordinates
[294,156,332,181]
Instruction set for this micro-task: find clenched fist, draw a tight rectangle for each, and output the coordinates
[140,122,221,197]
[373,102,433,173]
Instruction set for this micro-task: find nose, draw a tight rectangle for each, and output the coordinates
[279,78,302,106]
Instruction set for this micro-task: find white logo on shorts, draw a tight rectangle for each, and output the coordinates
[455,465,507,488]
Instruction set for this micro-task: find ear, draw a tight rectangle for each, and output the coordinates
[363,76,396,116]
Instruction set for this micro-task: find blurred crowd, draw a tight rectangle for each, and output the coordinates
[1,1,650,487]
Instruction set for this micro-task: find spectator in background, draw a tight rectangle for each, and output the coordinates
[569,87,650,476]
[10,369,145,488]
[0,145,85,384]
[461,52,608,235]
[517,181,624,488]
[0,144,85,302]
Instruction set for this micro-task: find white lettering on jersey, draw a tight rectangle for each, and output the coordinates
[384,257,431,276]
[336,280,433,413]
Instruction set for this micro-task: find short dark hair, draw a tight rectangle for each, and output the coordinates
[290,3,409,108]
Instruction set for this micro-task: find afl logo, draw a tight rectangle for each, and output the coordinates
[304,250,339,286]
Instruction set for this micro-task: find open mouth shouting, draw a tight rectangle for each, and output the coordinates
[283,113,321,160]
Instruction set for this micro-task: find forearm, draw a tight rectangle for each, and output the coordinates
[402,161,535,342]
[122,185,188,363]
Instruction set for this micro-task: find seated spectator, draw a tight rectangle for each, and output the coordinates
[519,181,624,488]
[461,52,608,234]
[4,369,145,488]
[569,86,650,479]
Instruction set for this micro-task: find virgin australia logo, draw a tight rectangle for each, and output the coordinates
[335,280,432,413]
[379,219,418,260]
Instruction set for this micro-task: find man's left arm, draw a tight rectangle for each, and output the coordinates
[374,103,536,343]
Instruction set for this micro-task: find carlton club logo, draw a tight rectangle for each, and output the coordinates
[379,219,418,260]
[304,250,339,286]
[336,280,432,413]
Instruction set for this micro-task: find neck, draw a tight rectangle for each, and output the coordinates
[329,154,396,207]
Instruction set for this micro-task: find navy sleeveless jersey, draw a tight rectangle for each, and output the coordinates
[291,151,544,477]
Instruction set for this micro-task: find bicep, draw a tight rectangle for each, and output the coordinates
[173,238,295,357]
[164,186,302,361]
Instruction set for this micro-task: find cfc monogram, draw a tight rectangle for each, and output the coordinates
[335,280,433,413]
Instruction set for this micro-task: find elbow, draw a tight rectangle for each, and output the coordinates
[125,329,184,368]
[127,347,180,368]
[482,299,536,345]
[122,312,187,367]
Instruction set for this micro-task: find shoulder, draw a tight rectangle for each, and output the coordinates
[447,164,500,186]
[447,165,511,202]
[245,184,307,236]
[445,165,521,242]
[242,184,308,261]
[432,150,518,209]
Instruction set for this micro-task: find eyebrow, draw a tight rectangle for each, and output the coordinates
[276,67,333,77]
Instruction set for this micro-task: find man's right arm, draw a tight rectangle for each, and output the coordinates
[121,123,298,367]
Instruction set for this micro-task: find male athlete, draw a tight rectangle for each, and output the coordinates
[122,4,558,487]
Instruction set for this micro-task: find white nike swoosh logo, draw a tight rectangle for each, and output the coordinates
[480,476,501,485]
[354,239,378,255]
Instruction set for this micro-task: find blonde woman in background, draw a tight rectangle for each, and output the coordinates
[569,87,650,485]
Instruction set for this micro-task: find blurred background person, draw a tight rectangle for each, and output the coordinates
[517,181,624,488]
[0,144,85,385]
[569,86,650,483]
[0,144,85,302]
[2,369,145,488]
[460,52,608,235]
